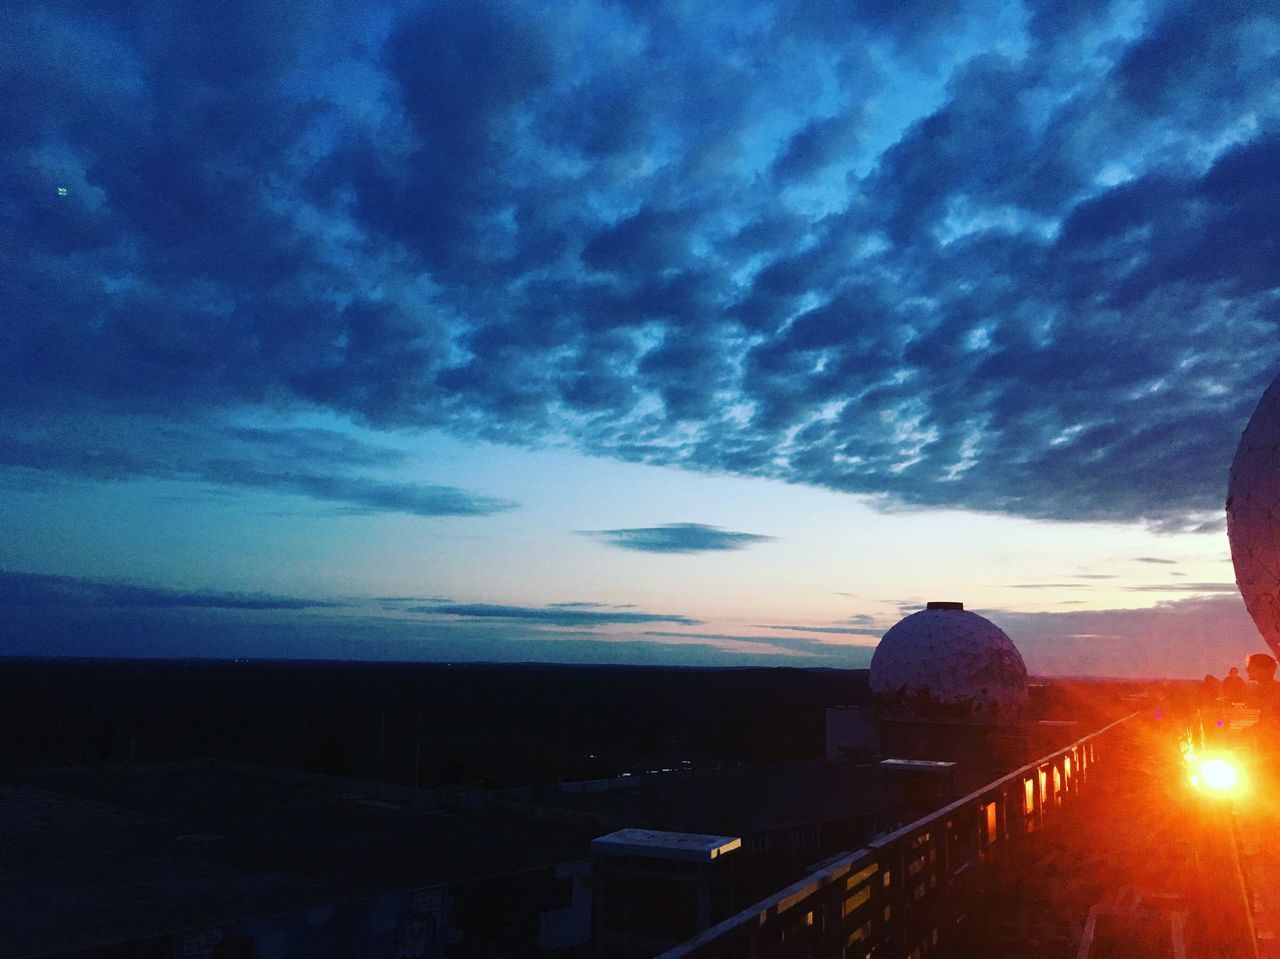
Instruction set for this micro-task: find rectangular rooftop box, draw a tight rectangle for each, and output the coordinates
[591,828,741,862]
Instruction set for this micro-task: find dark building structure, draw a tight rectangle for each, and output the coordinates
[0,762,595,959]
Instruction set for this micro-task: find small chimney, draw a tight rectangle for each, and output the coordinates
[926,601,964,610]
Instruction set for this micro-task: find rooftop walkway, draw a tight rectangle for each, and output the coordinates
[661,710,1267,959]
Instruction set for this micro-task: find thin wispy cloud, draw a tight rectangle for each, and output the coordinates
[1123,582,1238,593]
[0,418,513,517]
[759,624,884,638]
[583,523,776,554]
[547,601,636,609]
[0,571,342,612]
[640,630,866,660]
[0,599,816,667]
[408,602,702,627]
[374,596,453,604]
[1005,583,1093,589]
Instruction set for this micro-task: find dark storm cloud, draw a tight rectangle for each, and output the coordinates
[407,602,701,627]
[584,524,776,554]
[771,112,868,184]
[0,570,341,611]
[3,0,1278,528]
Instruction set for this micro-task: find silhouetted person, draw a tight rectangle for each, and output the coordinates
[1246,653,1277,713]
[1202,673,1221,703]
[1223,666,1246,704]
[1246,652,1277,682]
[1200,674,1226,745]
[1245,654,1280,809]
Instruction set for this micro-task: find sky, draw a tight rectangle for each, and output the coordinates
[1,0,1278,677]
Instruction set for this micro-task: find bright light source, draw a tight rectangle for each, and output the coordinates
[1190,755,1242,796]
[1199,758,1237,791]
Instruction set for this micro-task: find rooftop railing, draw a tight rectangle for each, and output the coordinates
[658,711,1140,959]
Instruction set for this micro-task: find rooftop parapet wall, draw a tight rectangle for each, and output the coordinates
[658,712,1139,959]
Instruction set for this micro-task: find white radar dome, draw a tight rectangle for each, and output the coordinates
[1227,371,1280,659]
[869,602,1028,724]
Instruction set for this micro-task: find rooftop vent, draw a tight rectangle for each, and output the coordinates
[926,601,964,610]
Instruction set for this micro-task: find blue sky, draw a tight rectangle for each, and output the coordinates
[1,0,1277,676]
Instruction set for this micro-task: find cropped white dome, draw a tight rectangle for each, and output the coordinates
[869,602,1028,724]
[1228,370,1280,659]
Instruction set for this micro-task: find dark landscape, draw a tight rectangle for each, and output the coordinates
[0,658,1144,789]
[0,659,867,787]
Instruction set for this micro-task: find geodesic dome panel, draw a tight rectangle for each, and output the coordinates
[1227,371,1280,659]
[869,605,1028,724]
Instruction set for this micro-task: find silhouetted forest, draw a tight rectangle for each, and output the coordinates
[0,659,872,787]
[0,658,1148,789]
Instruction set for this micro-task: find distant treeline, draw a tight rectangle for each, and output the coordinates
[0,659,1145,788]
[0,659,873,787]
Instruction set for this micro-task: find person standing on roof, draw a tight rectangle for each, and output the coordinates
[1246,653,1278,714]
[1223,666,1246,704]
[1202,674,1221,703]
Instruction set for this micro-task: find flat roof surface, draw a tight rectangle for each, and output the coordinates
[0,762,593,958]
[592,828,742,862]
[491,759,885,836]
[880,758,957,772]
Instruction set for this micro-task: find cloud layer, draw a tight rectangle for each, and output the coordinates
[0,416,512,516]
[407,602,701,627]
[584,523,776,553]
[3,0,1277,526]
[0,570,1261,677]
[992,594,1264,678]
[0,570,341,611]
